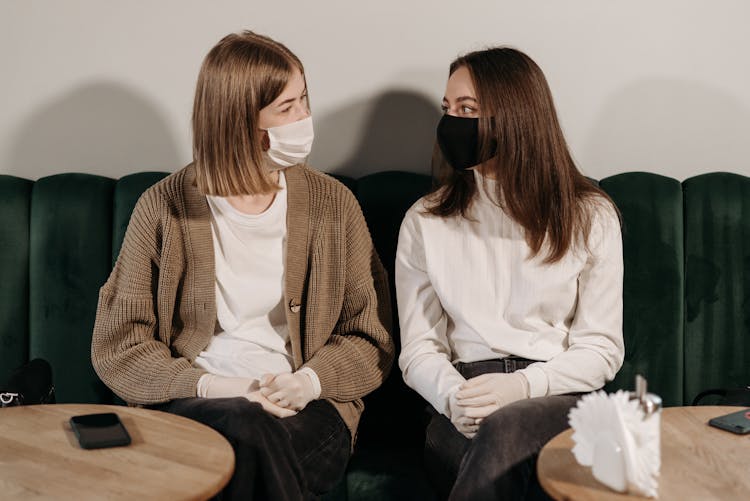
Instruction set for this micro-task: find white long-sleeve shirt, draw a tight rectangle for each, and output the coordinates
[395,173,624,417]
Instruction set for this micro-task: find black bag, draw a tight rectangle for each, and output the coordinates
[692,386,750,407]
[0,358,56,407]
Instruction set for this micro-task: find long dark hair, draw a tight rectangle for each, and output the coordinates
[426,47,618,263]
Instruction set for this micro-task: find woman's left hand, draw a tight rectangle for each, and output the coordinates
[259,372,316,411]
[454,372,530,420]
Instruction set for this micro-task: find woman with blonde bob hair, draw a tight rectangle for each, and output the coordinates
[396,47,624,500]
[92,31,393,499]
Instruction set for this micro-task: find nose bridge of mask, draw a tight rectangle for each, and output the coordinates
[267,116,313,141]
[265,116,315,168]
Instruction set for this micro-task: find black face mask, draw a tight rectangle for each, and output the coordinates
[436,115,497,171]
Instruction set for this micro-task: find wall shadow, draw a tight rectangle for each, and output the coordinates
[312,90,441,178]
[7,81,181,179]
[581,79,750,180]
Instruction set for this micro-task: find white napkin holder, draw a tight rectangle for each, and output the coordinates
[568,375,662,498]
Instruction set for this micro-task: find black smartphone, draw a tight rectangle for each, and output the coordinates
[708,408,750,435]
[69,412,132,449]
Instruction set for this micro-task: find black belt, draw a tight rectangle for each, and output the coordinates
[454,357,538,379]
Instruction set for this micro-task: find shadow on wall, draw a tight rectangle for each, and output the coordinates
[7,81,182,180]
[581,79,750,180]
[312,90,441,178]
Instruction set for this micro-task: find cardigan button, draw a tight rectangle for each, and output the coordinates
[289,300,301,313]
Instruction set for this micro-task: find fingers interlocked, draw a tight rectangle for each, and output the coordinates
[449,371,531,438]
[245,390,298,418]
[259,371,316,412]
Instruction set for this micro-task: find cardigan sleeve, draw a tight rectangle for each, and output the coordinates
[394,205,466,417]
[518,202,625,397]
[91,190,206,404]
[302,191,395,402]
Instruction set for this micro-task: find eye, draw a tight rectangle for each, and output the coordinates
[461,105,476,114]
[281,107,292,113]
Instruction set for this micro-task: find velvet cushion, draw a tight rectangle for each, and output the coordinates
[29,174,115,403]
[600,173,684,405]
[112,172,169,264]
[0,175,32,383]
[683,173,750,404]
[352,171,433,448]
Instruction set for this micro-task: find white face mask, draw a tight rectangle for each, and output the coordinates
[263,116,314,170]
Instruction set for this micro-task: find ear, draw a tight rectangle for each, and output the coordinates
[261,130,270,151]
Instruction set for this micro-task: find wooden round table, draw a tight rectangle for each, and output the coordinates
[0,403,235,500]
[537,406,750,500]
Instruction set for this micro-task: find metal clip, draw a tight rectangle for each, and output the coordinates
[630,374,662,418]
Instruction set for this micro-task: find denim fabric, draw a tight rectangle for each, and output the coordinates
[424,359,581,501]
[153,397,350,500]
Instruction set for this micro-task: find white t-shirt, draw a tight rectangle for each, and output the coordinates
[396,171,624,417]
[194,172,318,390]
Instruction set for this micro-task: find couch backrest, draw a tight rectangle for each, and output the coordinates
[1,170,748,439]
[0,176,31,382]
[349,171,434,448]
[600,173,684,406]
[683,173,750,403]
[3,174,117,403]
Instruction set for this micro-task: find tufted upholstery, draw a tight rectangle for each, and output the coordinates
[1,169,748,499]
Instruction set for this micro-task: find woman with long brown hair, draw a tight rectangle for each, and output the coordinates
[92,31,393,499]
[396,47,624,500]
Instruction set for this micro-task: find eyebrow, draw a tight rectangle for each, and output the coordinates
[277,89,308,107]
[441,96,478,103]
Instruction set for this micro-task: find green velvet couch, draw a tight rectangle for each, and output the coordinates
[1,169,748,499]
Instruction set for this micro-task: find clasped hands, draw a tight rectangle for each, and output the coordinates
[201,371,316,418]
[449,372,530,438]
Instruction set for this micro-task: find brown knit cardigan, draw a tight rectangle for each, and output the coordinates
[91,163,394,439]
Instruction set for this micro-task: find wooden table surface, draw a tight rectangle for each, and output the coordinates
[537,406,750,501]
[0,403,235,500]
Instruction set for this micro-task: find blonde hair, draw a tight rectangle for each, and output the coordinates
[192,31,304,196]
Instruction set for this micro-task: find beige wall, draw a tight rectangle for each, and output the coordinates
[2,0,749,181]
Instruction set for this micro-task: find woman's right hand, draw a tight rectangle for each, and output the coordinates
[245,390,298,418]
[197,374,298,418]
[449,392,480,438]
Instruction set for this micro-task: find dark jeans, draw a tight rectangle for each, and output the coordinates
[424,359,581,501]
[152,397,350,501]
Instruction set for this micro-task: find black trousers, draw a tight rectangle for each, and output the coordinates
[153,397,350,500]
[424,360,581,501]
